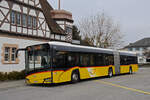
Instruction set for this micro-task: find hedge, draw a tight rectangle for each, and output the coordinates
[0,70,25,81]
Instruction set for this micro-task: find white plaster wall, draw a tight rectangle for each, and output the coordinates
[0,0,9,8]
[0,6,10,31]
[56,21,64,24]
[23,28,27,34]
[46,24,49,31]
[39,12,44,18]
[1,23,10,31]
[1,8,9,17]
[46,32,50,38]
[0,36,48,72]
[24,0,28,4]
[19,0,41,8]
[33,30,37,36]
[55,35,60,40]
[46,24,50,33]
[35,0,39,5]
[51,34,54,39]
[29,9,36,16]
[60,25,65,30]
[29,0,34,6]
[17,27,22,33]
[28,29,32,35]
[7,14,10,21]
[0,11,4,22]
[11,26,16,32]
[19,0,23,2]
[37,4,41,8]
[42,22,46,29]
[38,30,43,37]
[66,22,73,26]
[12,4,21,12]
[23,7,28,14]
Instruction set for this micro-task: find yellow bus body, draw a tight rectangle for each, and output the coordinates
[26,64,138,84]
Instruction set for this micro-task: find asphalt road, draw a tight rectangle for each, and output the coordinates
[0,68,150,100]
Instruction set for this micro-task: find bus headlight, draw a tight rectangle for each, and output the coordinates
[25,78,30,84]
[44,78,52,82]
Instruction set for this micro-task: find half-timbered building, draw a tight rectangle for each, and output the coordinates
[0,0,73,72]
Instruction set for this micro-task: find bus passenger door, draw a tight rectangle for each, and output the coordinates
[50,46,55,83]
[113,51,120,75]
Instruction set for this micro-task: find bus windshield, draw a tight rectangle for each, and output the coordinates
[26,45,50,71]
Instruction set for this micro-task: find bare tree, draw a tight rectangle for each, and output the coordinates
[78,13,124,49]
[72,25,81,40]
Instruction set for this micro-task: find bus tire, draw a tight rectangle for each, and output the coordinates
[129,67,133,74]
[108,68,113,78]
[71,70,80,83]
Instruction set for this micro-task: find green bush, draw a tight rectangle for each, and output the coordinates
[0,70,25,81]
[0,72,7,81]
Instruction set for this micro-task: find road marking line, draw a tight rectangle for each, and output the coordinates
[96,80,150,95]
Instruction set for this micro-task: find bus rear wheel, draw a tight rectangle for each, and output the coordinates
[129,67,133,74]
[71,71,80,83]
[108,68,113,78]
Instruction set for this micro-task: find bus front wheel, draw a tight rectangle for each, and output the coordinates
[71,70,80,83]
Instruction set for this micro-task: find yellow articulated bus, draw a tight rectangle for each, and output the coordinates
[16,42,138,85]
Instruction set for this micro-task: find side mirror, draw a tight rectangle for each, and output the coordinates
[16,48,27,58]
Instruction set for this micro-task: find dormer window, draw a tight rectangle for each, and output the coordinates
[22,14,27,27]
[28,16,32,28]
[136,48,140,51]
[66,26,72,33]
[16,13,21,25]
[128,48,132,51]
[10,10,38,29]
[33,17,37,29]
[10,11,16,24]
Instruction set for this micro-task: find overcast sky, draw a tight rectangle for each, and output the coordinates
[48,0,150,45]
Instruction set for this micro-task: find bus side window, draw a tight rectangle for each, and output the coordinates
[89,53,95,66]
[65,52,80,67]
[104,54,109,66]
[80,54,89,67]
[108,54,114,65]
[54,51,66,68]
[120,55,128,65]
[135,57,138,64]
[120,55,124,65]
[128,56,138,64]
[41,56,47,67]
[127,56,132,65]
[95,53,104,66]
[67,54,73,67]
[74,53,80,66]
[105,54,114,66]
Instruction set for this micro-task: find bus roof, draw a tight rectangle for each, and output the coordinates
[119,50,137,56]
[49,42,114,54]
[48,42,137,56]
